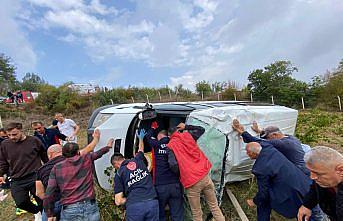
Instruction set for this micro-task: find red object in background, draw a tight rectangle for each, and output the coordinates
[151,121,159,129]
[4,91,34,104]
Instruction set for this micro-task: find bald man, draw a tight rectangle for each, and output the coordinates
[36,129,101,221]
[298,146,343,221]
[245,142,312,221]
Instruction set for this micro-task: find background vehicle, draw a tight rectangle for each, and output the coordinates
[88,101,298,192]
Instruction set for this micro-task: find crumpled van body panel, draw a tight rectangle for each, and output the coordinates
[88,102,298,190]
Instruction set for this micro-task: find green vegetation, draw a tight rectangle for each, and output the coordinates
[1,53,343,113]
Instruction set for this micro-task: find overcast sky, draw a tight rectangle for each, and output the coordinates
[1,0,342,89]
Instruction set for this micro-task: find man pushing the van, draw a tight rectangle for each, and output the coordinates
[167,123,225,221]
[111,129,159,221]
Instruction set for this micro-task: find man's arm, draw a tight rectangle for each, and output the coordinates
[79,129,100,156]
[36,138,49,163]
[35,180,45,199]
[0,145,9,184]
[145,128,159,149]
[297,182,318,221]
[177,123,205,141]
[55,129,67,141]
[302,181,319,210]
[253,174,271,207]
[114,173,126,206]
[137,129,147,153]
[185,125,205,141]
[90,138,114,161]
[44,168,58,218]
[115,192,127,206]
[232,119,261,143]
[71,120,80,136]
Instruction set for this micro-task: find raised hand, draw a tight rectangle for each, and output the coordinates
[136,129,147,140]
[107,138,114,148]
[251,121,261,133]
[176,123,186,131]
[92,129,100,140]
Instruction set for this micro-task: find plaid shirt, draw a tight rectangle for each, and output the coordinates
[43,146,110,217]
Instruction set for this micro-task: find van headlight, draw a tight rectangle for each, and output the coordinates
[92,113,113,127]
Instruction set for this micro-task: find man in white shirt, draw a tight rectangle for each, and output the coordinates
[55,113,80,145]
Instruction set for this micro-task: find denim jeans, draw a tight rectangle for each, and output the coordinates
[60,200,100,221]
[42,201,62,221]
[310,205,325,221]
[126,199,159,221]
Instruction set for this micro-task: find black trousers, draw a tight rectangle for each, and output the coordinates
[11,173,42,214]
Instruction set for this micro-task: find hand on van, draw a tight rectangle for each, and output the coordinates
[92,129,100,140]
[137,129,147,140]
[177,123,186,131]
[251,121,262,134]
[232,119,244,134]
[106,138,114,148]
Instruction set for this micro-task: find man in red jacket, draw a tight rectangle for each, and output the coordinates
[167,123,225,221]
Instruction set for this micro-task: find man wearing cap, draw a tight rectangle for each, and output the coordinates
[43,138,113,221]
[232,119,309,175]
[111,129,159,221]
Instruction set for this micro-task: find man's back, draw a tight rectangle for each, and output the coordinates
[145,129,179,185]
[52,154,95,204]
[253,145,312,218]
[168,131,211,188]
[242,132,309,175]
[114,152,157,206]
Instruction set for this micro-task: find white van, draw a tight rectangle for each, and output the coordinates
[88,101,298,191]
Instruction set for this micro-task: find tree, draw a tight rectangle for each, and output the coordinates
[305,76,325,107]
[247,60,305,107]
[0,54,19,94]
[21,72,46,91]
[319,62,343,109]
[195,81,212,97]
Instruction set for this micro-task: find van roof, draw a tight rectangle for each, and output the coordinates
[100,101,274,114]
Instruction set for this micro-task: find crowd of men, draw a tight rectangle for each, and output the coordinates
[0,114,342,221]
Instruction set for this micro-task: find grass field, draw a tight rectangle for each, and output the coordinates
[0,109,342,220]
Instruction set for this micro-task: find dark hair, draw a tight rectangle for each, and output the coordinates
[111,152,124,165]
[0,128,5,133]
[62,142,80,158]
[168,127,178,136]
[5,122,23,131]
[31,121,44,127]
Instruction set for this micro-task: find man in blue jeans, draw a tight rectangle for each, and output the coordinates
[144,121,184,221]
[112,129,159,221]
[44,138,113,221]
[37,129,101,221]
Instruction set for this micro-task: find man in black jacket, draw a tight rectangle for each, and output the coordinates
[298,146,343,221]
[0,122,48,220]
[31,121,67,150]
